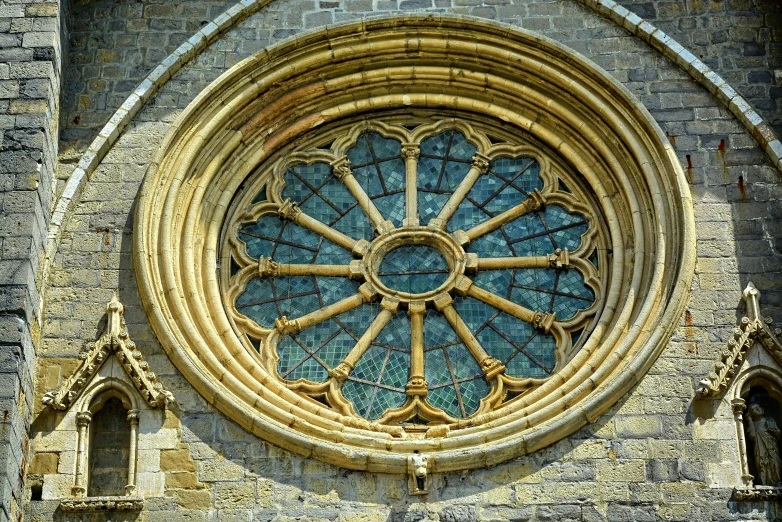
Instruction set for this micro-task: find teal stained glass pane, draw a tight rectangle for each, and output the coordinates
[315,276,359,306]
[473,270,513,298]
[448,131,478,160]
[378,245,449,294]
[286,355,328,382]
[282,163,332,203]
[556,269,594,300]
[447,344,482,380]
[351,344,388,383]
[342,380,374,417]
[420,131,452,157]
[425,348,454,386]
[428,385,461,418]
[453,296,496,331]
[514,267,557,291]
[318,177,357,213]
[336,302,381,339]
[511,286,551,315]
[503,213,547,242]
[371,133,402,160]
[346,135,373,165]
[380,350,410,389]
[293,318,341,351]
[424,310,459,347]
[313,237,353,265]
[506,351,549,379]
[457,378,490,416]
[378,158,405,191]
[315,330,356,369]
[440,160,471,191]
[484,186,527,215]
[277,337,308,376]
[467,172,506,207]
[513,333,557,374]
[469,229,514,258]
[374,312,411,352]
[476,327,516,365]
[418,156,446,188]
[510,235,555,256]
[373,193,406,227]
[352,165,384,197]
[332,205,375,242]
[418,191,450,225]
[368,389,406,420]
[491,157,543,193]
[448,199,488,233]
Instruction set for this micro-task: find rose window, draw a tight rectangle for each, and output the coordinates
[224,121,602,424]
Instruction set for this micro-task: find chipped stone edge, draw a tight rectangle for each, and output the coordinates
[579,0,782,170]
[39,0,266,319]
[43,0,781,318]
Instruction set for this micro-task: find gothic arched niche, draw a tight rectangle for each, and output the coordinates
[134,15,695,473]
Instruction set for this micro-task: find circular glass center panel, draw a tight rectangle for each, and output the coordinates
[377,245,450,295]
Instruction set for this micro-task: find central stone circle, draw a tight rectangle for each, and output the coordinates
[377,245,449,294]
[364,227,467,303]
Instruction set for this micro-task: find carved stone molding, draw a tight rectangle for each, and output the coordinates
[697,282,782,398]
[733,486,782,502]
[59,496,144,512]
[42,295,175,411]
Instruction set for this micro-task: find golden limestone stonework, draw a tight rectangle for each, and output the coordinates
[134,16,695,473]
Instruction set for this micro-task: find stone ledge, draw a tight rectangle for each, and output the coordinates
[59,496,143,512]
[732,486,782,502]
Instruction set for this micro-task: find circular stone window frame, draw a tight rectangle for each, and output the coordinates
[135,15,695,473]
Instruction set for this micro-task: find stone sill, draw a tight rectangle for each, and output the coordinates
[733,486,782,501]
[59,497,144,512]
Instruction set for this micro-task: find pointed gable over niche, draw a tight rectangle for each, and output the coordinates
[43,295,175,412]
[697,282,782,398]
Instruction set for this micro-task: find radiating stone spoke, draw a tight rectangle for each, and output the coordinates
[406,301,427,396]
[460,189,546,243]
[331,157,394,234]
[277,199,370,256]
[275,283,378,334]
[475,249,570,271]
[258,256,363,279]
[429,153,490,230]
[433,292,505,380]
[329,297,399,382]
[457,277,556,333]
[402,145,420,227]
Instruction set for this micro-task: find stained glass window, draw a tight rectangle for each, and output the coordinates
[226,122,601,424]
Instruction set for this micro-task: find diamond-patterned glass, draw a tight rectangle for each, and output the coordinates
[233,126,598,423]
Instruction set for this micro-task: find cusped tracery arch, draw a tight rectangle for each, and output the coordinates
[135,16,695,472]
[223,120,604,425]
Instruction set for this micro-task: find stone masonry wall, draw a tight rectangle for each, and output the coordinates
[0,0,61,519]
[26,0,782,521]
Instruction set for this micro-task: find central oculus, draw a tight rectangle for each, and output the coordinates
[363,227,469,303]
[377,245,449,294]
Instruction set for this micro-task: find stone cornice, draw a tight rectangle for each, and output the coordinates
[42,296,175,411]
[697,282,782,398]
[59,496,144,512]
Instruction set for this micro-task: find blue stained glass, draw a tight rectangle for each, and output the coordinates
[453,296,496,331]
[286,356,328,382]
[424,310,459,347]
[469,229,514,258]
[314,237,352,265]
[448,132,478,160]
[420,132,452,157]
[448,199,489,233]
[374,312,411,352]
[510,235,555,257]
[428,385,461,418]
[503,213,547,242]
[378,158,405,191]
[277,337,308,376]
[476,327,517,365]
[418,191,450,225]
[352,165,384,197]
[332,205,375,242]
[506,351,548,379]
[378,245,450,294]
[425,348,454,386]
[474,270,513,298]
[337,302,381,339]
[440,161,471,191]
[556,269,594,300]
[342,380,374,417]
[299,194,341,226]
[373,193,406,227]
[514,268,557,291]
[318,177,358,213]
[457,378,490,416]
[447,344,482,380]
[492,312,536,345]
[551,222,588,251]
[513,334,557,374]
[368,389,406,420]
[380,350,410,389]
[315,276,360,306]
[315,330,356,368]
[370,133,401,160]
[484,186,527,215]
[468,173,507,207]
[282,163,332,203]
[346,135,373,165]
[511,286,551,315]
[239,234,275,260]
[544,205,584,229]
[352,344,387,382]
[491,157,543,193]
[418,156,445,188]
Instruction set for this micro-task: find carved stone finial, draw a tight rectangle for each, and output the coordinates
[401,145,420,161]
[275,316,300,334]
[278,199,302,221]
[471,153,490,174]
[547,248,570,269]
[258,256,279,277]
[532,312,556,333]
[330,157,353,180]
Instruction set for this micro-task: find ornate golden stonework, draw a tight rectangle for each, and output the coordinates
[134,16,695,473]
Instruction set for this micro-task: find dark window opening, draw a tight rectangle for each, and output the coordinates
[88,396,130,497]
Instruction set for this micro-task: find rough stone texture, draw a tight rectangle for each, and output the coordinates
[11,0,782,521]
[0,0,61,519]
[617,0,782,136]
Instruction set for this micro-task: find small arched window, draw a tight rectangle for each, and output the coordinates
[88,396,132,496]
